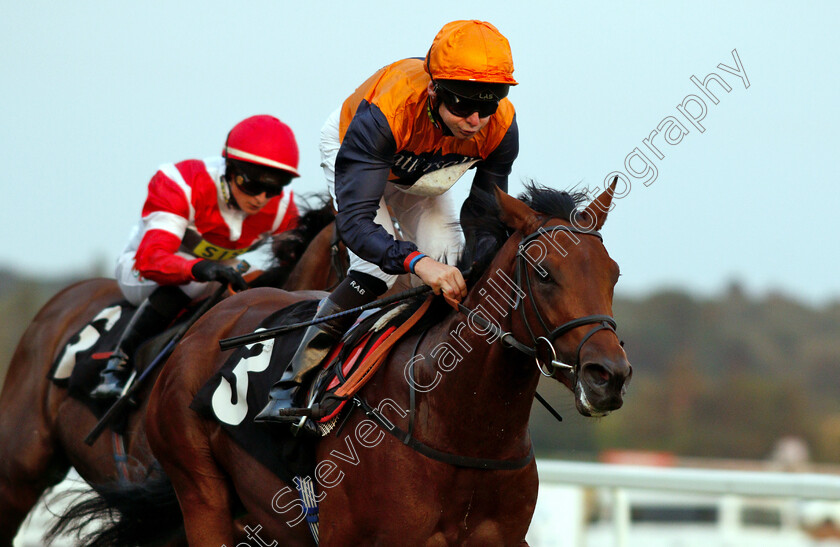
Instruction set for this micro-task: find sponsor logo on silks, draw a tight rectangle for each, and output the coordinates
[394,159,479,197]
[392,152,475,178]
[191,239,251,261]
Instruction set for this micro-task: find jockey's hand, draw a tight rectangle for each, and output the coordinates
[191,260,248,292]
[413,257,467,302]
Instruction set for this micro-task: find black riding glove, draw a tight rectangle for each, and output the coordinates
[191,260,248,292]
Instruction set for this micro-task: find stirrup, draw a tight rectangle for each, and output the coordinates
[89,352,130,400]
[290,415,319,437]
[254,385,303,424]
[275,406,313,418]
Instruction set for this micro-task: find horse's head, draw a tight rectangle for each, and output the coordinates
[493,181,632,417]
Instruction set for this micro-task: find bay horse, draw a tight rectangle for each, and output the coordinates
[0,201,341,546]
[57,182,631,546]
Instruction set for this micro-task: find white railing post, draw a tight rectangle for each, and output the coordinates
[612,487,629,547]
[530,459,840,545]
[719,494,740,546]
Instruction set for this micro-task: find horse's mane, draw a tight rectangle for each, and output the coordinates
[407,182,590,330]
[249,193,335,288]
[457,182,587,284]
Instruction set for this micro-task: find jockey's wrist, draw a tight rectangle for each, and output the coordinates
[404,251,427,274]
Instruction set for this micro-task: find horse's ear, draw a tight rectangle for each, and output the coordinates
[579,176,618,231]
[494,186,541,234]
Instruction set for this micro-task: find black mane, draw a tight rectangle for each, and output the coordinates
[249,193,335,288]
[458,182,587,284]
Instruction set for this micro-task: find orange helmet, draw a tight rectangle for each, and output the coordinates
[425,20,517,101]
[223,115,300,178]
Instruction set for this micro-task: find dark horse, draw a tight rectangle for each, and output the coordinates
[0,200,341,546]
[58,183,631,546]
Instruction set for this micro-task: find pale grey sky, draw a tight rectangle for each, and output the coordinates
[2,0,837,304]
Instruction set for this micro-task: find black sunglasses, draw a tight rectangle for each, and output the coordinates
[234,173,286,198]
[438,87,499,118]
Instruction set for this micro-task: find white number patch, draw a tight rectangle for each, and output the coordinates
[53,305,123,381]
[211,329,275,425]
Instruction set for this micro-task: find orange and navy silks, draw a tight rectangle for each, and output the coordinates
[132,158,298,285]
[333,57,519,275]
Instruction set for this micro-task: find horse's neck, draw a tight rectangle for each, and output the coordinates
[410,254,538,457]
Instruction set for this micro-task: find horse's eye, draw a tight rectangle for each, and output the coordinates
[536,268,553,283]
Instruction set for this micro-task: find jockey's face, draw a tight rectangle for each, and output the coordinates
[230,179,272,214]
[428,82,490,140]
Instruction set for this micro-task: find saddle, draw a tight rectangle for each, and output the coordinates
[190,295,432,483]
[49,301,187,416]
[301,295,432,429]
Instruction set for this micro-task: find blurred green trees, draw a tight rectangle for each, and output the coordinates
[531,284,840,463]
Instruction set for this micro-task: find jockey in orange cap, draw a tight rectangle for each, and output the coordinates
[256,20,519,427]
[90,115,300,399]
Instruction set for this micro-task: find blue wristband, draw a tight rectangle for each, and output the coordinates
[408,253,427,274]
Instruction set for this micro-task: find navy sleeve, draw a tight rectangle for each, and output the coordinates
[461,115,519,246]
[334,101,419,275]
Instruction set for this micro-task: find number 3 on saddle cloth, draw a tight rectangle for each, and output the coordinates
[189,296,432,484]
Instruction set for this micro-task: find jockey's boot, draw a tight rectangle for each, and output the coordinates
[255,272,385,425]
[90,285,190,399]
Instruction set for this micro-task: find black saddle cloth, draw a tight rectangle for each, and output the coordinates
[191,299,320,484]
[189,296,427,484]
[49,300,139,417]
[49,300,192,419]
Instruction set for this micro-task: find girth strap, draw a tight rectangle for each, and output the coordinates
[352,397,535,471]
[111,432,131,484]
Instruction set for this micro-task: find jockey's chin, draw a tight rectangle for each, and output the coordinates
[237,198,270,215]
[230,184,271,215]
[438,106,490,140]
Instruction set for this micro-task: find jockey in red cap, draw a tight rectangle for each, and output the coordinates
[91,115,301,399]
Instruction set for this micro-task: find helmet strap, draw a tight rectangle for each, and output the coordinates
[427,83,453,137]
[221,164,241,210]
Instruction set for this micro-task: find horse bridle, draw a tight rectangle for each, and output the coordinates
[457,224,619,378]
[349,223,619,471]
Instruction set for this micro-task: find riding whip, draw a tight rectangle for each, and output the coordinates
[218,284,433,351]
[84,263,248,446]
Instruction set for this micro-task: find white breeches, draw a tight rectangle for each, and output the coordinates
[319,108,464,289]
[114,252,213,306]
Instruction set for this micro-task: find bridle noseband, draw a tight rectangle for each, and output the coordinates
[352,223,620,471]
[517,225,619,376]
[458,224,619,378]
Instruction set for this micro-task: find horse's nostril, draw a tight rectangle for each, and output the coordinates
[583,363,610,385]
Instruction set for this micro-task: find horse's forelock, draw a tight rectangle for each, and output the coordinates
[519,181,587,222]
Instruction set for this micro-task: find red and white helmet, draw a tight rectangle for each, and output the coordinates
[223,115,300,178]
